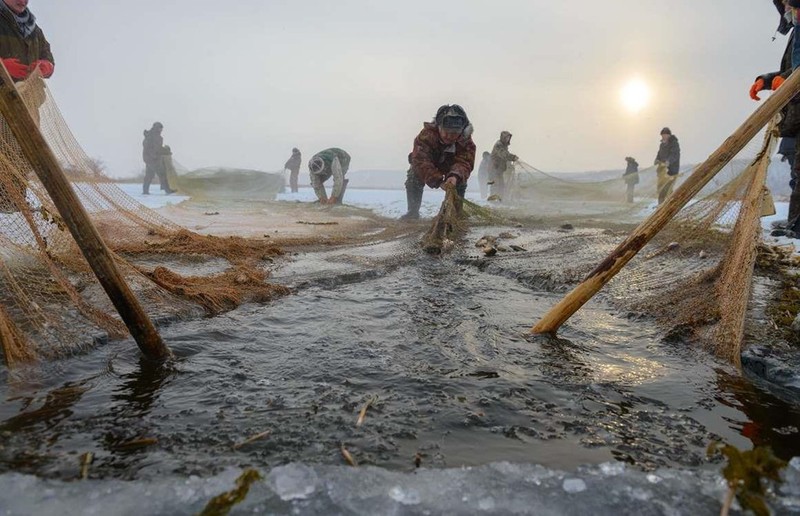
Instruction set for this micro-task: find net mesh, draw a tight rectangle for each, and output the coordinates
[0,73,288,366]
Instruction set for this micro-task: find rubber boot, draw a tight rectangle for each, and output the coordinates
[400,170,423,220]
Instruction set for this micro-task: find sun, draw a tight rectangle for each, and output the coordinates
[620,78,651,114]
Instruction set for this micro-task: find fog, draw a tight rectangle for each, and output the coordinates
[37,1,783,177]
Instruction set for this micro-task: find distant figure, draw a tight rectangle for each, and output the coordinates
[0,0,54,212]
[308,148,350,204]
[779,137,797,190]
[142,122,175,195]
[623,156,639,203]
[654,127,680,204]
[477,151,491,199]
[489,131,518,202]
[284,147,302,193]
[400,104,476,220]
[0,0,54,83]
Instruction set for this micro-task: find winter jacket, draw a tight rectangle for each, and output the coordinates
[284,151,302,172]
[309,148,350,201]
[410,122,476,187]
[655,135,680,176]
[142,129,166,165]
[309,148,350,177]
[0,6,53,82]
[757,26,800,136]
[490,131,518,175]
[623,159,639,185]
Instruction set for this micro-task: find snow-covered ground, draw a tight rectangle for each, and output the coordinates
[762,201,800,251]
[115,182,489,220]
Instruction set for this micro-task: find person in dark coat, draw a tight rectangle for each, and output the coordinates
[142,122,175,195]
[753,0,800,236]
[0,0,53,82]
[654,127,680,204]
[0,0,53,213]
[284,148,302,193]
[623,156,639,203]
[400,104,476,220]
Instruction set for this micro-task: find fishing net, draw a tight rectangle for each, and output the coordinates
[0,73,288,367]
[495,123,778,365]
[165,157,286,201]
[421,186,466,254]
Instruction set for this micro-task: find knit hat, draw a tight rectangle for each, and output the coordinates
[660,127,672,135]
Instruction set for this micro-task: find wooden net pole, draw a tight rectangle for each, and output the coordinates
[532,67,800,335]
[0,64,172,360]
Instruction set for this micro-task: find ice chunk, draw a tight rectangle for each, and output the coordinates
[266,463,318,501]
[599,462,626,476]
[388,486,421,505]
[562,478,587,493]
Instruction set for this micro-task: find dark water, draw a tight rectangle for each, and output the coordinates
[1,228,800,481]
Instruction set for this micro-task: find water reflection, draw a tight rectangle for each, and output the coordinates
[716,369,800,460]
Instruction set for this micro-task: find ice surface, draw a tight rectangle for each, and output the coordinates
[2,460,799,515]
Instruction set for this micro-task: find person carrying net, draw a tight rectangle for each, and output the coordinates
[400,104,476,220]
[488,131,518,202]
[654,127,680,204]
[142,122,175,195]
[623,156,639,203]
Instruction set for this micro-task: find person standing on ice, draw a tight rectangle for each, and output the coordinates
[752,0,800,237]
[623,156,639,203]
[399,104,476,220]
[142,122,175,195]
[284,147,302,193]
[308,147,350,204]
[489,131,518,202]
[477,151,491,199]
[654,127,680,204]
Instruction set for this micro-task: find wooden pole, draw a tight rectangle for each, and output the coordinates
[0,64,172,360]
[532,67,800,335]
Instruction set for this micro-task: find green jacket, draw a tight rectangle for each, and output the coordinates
[309,148,351,201]
[0,7,53,81]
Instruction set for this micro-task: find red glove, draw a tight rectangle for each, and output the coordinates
[425,173,445,189]
[2,58,29,80]
[30,60,54,78]
[750,78,766,101]
[772,75,786,90]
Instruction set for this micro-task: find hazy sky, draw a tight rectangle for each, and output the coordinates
[35,1,784,177]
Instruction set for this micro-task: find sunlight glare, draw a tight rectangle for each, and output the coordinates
[620,78,651,114]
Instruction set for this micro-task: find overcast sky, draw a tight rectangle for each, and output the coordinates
[35,1,784,177]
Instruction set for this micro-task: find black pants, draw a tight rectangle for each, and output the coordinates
[143,161,168,194]
[789,139,800,231]
[289,168,299,193]
[405,169,467,215]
